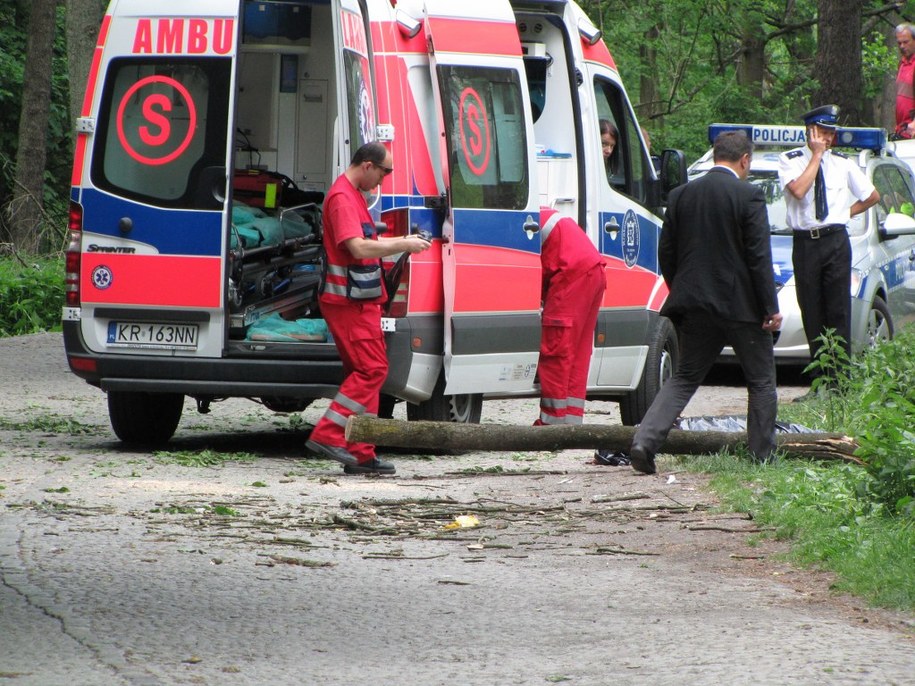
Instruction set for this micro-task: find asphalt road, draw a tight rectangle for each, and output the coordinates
[1,333,912,685]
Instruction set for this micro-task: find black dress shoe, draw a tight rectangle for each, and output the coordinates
[305,439,359,467]
[344,457,396,475]
[629,444,656,475]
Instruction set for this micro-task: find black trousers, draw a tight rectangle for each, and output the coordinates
[631,311,777,461]
[791,230,852,370]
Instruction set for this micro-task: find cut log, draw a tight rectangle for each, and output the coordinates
[344,416,861,464]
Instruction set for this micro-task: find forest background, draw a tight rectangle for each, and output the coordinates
[1,0,915,256]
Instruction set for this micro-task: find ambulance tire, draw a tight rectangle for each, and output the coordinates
[406,374,482,424]
[108,391,184,446]
[619,317,678,426]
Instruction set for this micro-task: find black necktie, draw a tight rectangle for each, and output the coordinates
[814,164,827,221]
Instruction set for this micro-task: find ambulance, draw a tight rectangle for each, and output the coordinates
[63,0,688,445]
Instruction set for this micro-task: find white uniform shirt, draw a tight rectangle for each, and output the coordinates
[777,147,875,231]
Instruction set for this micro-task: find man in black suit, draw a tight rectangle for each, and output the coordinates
[628,131,783,475]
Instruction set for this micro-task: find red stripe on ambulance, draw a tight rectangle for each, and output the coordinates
[450,245,540,313]
[425,18,521,56]
[80,255,221,308]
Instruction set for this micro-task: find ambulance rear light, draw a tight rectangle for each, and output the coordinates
[381,207,409,237]
[707,123,887,151]
[65,201,82,307]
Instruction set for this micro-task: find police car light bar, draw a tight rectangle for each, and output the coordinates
[707,124,886,151]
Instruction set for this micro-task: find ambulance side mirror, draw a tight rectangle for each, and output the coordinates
[659,150,687,202]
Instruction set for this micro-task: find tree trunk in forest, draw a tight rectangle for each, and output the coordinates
[345,416,862,464]
[737,32,766,100]
[638,24,660,123]
[66,0,104,130]
[814,0,864,124]
[7,0,58,254]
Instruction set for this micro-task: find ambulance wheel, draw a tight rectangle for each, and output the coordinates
[407,375,482,424]
[619,317,678,426]
[108,391,184,446]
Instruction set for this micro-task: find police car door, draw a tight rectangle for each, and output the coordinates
[334,0,377,167]
[424,0,541,395]
[585,65,666,387]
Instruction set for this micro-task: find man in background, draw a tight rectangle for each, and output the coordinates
[894,23,915,139]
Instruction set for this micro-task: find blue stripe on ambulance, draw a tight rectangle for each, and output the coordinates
[80,188,222,256]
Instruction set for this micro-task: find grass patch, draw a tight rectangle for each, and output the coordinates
[0,414,102,435]
[153,449,258,468]
[675,452,915,612]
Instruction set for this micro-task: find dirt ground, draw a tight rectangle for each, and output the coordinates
[1,332,913,685]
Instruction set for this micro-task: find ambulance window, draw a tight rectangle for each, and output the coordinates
[438,66,529,210]
[593,78,651,204]
[92,58,231,208]
[343,46,375,149]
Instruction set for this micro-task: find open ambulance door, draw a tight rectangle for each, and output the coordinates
[423,0,542,396]
[332,0,377,171]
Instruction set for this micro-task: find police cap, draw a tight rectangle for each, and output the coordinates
[802,105,839,130]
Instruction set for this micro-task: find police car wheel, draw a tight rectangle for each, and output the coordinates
[863,296,893,349]
[619,317,678,426]
[108,391,184,446]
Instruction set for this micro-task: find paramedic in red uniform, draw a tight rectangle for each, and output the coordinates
[306,142,430,475]
[535,207,606,426]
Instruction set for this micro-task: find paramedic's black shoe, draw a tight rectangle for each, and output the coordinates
[305,439,359,467]
[344,457,396,475]
[629,444,656,475]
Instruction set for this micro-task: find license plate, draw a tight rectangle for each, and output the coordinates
[106,321,199,350]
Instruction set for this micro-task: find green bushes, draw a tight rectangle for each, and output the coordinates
[847,328,915,517]
[785,328,915,517]
[0,255,64,336]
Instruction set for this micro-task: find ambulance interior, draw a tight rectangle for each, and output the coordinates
[228,0,340,344]
[517,12,581,219]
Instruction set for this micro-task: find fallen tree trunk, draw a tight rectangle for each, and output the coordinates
[345,416,862,464]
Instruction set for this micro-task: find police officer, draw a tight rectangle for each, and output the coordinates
[777,105,879,380]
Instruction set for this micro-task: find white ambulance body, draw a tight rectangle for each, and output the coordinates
[63,0,687,444]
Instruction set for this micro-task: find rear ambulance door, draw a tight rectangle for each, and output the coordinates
[423,0,541,395]
[333,0,378,171]
[77,3,238,358]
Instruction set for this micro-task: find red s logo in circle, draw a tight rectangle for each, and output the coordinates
[116,75,197,166]
[458,88,490,176]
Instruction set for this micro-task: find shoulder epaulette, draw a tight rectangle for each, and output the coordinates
[833,150,848,159]
[785,150,804,159]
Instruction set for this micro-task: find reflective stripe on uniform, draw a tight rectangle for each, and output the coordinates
[540,212,562,244]
[334,392,366,414]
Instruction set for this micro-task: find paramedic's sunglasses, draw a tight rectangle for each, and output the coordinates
[373,162,394,176]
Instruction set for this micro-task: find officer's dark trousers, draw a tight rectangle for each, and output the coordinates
[792,230,852,369]
[631,311,777,461]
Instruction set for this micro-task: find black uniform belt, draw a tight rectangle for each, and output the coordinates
[793,224,846,240]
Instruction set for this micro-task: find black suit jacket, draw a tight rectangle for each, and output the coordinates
[659,166,779,324]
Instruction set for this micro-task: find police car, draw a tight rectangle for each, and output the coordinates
[689,123,915,365]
